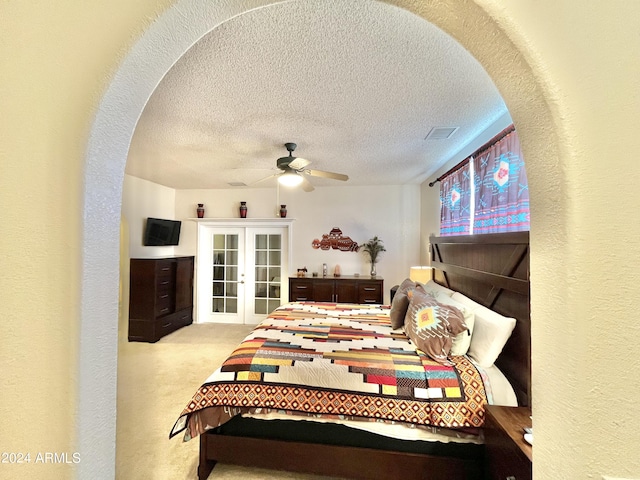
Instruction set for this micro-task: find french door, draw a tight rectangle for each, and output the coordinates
[196,223,290,324]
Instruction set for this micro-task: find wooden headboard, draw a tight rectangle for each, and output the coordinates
[429,232,531,407]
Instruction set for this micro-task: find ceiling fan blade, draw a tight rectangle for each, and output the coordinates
[251,173,279,185]
[300,175,315,192]
[304,169,349,181]
[288,157,311,170]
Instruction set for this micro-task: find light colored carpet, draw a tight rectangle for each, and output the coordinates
[116,322,347,480]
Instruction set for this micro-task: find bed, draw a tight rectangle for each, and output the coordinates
[170,232,530,480]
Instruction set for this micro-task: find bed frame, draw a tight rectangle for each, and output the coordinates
[197,231,531,479]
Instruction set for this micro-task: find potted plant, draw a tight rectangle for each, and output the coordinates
[360,236,386,277]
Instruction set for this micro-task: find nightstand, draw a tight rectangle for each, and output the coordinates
[484,405,532,480]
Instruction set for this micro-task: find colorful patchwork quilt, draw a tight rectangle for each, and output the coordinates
[170,302,487,440]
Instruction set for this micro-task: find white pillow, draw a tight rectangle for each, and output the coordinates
[433,292,475,356]
[450,292,483,312]
[419,280,456,298]
[451,293,516,368]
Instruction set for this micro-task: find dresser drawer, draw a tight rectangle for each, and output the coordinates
[155,291,172,316]
[170,309,193,327]
[156,309,193,340]
[289,277,383,303]
[155,260,174,276]
[155,274,173,291]
[290,279,313,301]
[358,281,382,303]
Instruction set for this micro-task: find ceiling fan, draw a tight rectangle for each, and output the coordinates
[254,142,349,192]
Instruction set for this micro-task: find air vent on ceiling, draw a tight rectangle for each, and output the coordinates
[425,127,459,140]
[228,182,247,187]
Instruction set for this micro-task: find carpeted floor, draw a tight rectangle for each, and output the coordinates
[115,322,347,480]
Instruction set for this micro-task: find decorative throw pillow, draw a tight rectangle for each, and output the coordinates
[397,278,416,296]
[389,293,410,329]
[404,290,468,365]
[433,292,476,356]
[389,278,416,329]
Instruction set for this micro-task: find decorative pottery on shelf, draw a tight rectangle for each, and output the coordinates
[196,203,205,218]
[280,204,287,218]
[239,201,247,218]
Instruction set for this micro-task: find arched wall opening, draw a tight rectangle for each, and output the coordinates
[81,0,561,477]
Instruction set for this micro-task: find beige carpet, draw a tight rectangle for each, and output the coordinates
[116,322,347,480]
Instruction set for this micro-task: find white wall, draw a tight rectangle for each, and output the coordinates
[121,178,423,304]
[174,183,421,304]
[122,175,177,258]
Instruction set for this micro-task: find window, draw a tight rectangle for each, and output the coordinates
[439,126,529,236]
[440,162,472,236]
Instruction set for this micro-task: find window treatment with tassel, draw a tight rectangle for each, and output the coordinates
[439,162,471,236]
[473,129,529,234]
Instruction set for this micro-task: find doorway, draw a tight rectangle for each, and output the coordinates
[196,221,291,324]
[79,2,558,478]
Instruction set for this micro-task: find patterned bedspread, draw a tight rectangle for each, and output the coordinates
[170,302,487,440]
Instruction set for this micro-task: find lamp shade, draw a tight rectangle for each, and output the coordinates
[409,266,432,284]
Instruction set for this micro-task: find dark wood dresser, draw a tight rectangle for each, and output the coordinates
[289,276,383,304]
[484,405,532,480]
[128,256,194,342]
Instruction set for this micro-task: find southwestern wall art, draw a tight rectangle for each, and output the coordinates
[311,228,359,252]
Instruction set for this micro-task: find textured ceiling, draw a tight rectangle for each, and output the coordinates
[126,0,507,190]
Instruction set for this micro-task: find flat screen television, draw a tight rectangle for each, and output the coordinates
[143,217,181,246]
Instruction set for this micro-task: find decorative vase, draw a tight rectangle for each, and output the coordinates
[279,204,287,218]
[370,263,377,277]
[239,201,247,218]
[196,203,205,218]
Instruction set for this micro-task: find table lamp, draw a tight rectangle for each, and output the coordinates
[409,266,432,284]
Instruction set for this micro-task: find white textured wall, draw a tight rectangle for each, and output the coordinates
[2,1,639,480]
[122,175,178,258]
[175,184,421,304]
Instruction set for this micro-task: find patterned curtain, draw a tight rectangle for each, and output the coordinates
[473,130,529,234]
[439,162,471,236]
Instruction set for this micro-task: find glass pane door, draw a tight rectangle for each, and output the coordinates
[243,226,288,324]
[211,233,240,314]
[196,226,245,324]
[253,233,282,315]
[196,224,288,325]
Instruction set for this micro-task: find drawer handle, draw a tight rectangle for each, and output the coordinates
[159,308,169,314]
[160,294,169,299]
[295,286,308,290]
[180,315,189,320]
[161,267,170,271]
[363,299,376,303]
[162,322,171,328]
[363,287,376,291]
[160,281,170,285]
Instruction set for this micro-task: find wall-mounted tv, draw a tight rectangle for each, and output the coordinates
[143,217,181,246]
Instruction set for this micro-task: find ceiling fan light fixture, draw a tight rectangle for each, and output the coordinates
[278,169,303,187]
